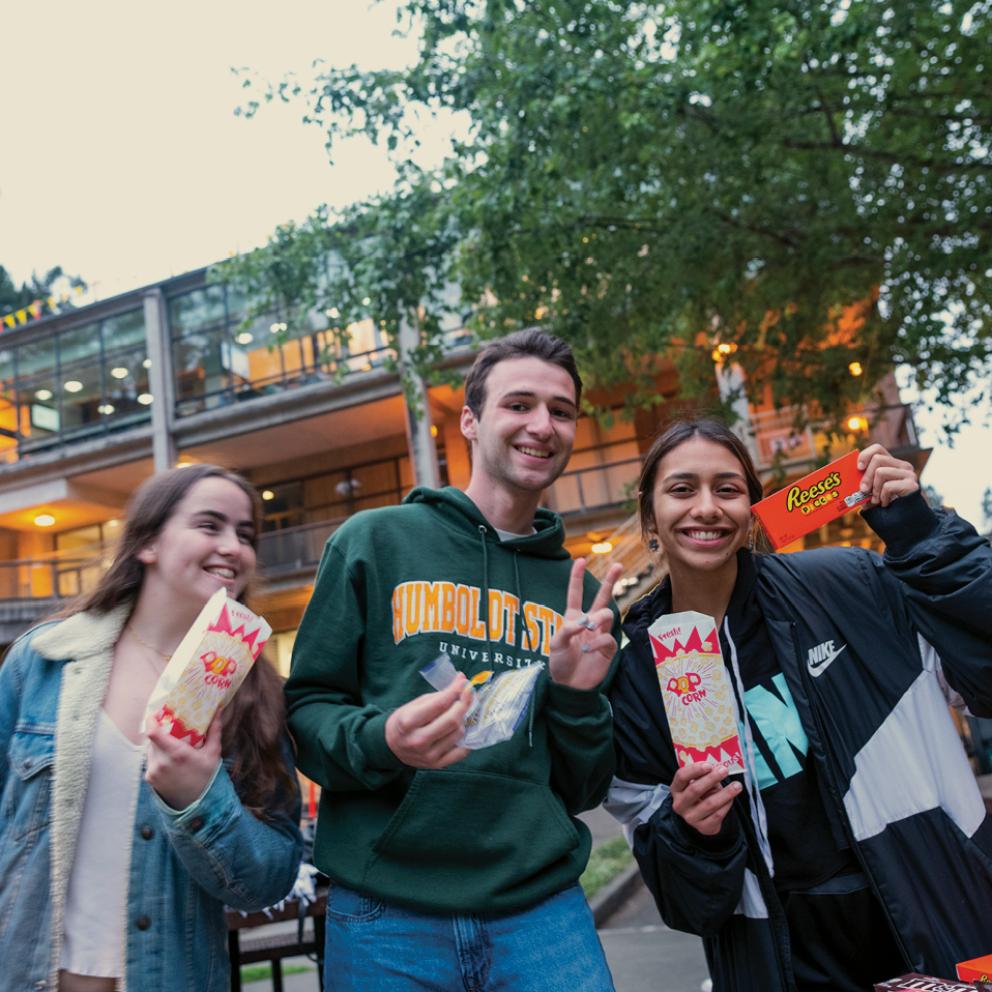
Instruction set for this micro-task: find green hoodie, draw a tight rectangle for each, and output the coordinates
[285,486,618,914]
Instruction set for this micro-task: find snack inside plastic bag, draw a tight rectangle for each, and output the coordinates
[143,587,272,746]
[419,653,542,749]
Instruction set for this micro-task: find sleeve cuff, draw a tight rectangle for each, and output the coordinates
[670,805,740,856]
[862,489,940,557]
[153,761,230,822]
[356,711,406,773]
[545,680,610,715]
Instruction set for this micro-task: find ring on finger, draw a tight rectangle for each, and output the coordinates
[580,642,592,654]
[577,613,596,631]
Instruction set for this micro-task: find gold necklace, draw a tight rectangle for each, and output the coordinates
[127,625,173,663]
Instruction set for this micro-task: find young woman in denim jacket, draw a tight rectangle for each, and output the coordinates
[0,465,303,992]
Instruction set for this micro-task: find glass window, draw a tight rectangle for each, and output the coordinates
[60,360,103,435]
[169,286,226,337]
[173,328,230,412]
[58,323,101,366]
[102,309,146,349]
[16,335,56,378]
[0,348,18,460]
[16,374,59,441]
[102,347,151,422]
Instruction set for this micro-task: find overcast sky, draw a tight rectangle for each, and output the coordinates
[1,0,988,526]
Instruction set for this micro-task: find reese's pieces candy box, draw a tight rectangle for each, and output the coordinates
[752,449,870,549]
[957,954,992,984]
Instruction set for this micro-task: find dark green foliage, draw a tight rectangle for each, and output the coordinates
[231,0,992,430]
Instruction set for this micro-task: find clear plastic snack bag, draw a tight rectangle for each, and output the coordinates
[419,653,543,749]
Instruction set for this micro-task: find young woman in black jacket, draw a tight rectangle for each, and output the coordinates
[607,418,992,992]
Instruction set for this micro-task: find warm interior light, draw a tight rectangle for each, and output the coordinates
[236,332,254,345]
[261,489,275,501]
[590,541,613,555]
[848,361,863,377]
[64,380,83,393]
[175,459,194,468]
[107,519,120,528]
[34,388,53,401]
[34,513,56,527]
[97,403,115,415]
[142,358,152,369]
[137,393,153,405]
[847,415,868,432]
[430,425,439,437]
[110,367,129,379]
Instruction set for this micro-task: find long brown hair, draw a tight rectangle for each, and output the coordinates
[69,463,296,818]
[637,418,765,542]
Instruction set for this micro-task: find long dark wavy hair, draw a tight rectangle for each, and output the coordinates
[68,463,296,819]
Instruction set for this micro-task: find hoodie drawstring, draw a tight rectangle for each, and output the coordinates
[477,525,495,668]
[476,526,540,747]
[724,616,775,878]
[513,548,539,747]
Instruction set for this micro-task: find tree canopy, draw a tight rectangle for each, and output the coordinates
[229,0,991,430]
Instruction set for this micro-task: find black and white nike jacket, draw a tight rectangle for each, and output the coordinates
[607,491,992,992]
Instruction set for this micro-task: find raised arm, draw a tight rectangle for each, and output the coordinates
[544,559,622,813]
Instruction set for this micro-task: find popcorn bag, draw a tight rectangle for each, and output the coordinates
[143,587,272,747]
[752,449,870,550]
[648,611,744,774]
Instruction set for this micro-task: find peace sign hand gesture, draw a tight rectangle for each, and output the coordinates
[549,558,624,691]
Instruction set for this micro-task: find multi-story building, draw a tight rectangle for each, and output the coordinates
[0,265,926,665]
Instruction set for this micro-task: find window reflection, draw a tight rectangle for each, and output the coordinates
[167,284,400,417]
[0,307,150,459]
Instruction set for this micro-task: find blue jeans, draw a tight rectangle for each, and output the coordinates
[323,883,616,992]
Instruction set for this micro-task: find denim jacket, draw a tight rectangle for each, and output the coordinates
[0,607,303,992]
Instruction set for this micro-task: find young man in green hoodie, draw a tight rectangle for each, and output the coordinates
[286,328,622,991]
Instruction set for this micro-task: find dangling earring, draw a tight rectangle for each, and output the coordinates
[648,538,659,552]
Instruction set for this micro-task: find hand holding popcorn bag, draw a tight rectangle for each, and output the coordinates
[143,587,272,746]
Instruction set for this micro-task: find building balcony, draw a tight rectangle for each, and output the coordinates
[747,401,925,477]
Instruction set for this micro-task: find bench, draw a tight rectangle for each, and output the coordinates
[227,890,326,992]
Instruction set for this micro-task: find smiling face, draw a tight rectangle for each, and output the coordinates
[460,355,578,499]
[137,476,257,614]
[647,435,753,582]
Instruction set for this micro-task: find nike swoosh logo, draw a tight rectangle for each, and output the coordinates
[808,643,847,678]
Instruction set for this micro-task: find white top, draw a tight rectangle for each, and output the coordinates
[61,710,145,978]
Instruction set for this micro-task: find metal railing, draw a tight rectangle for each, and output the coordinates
[0,453,642,612]
[547,456,641,517]
[747,402,918,473]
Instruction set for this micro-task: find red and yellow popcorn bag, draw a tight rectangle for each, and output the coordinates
[143,587,272,747]
[648,610,744,774]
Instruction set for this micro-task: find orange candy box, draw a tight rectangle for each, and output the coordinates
[957,953,992,983]
[752,450,870,550]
